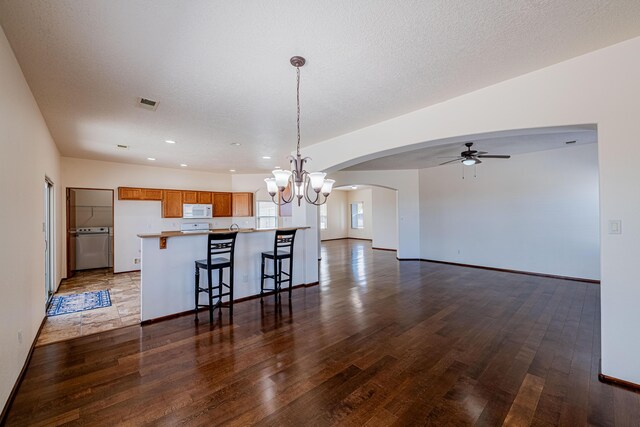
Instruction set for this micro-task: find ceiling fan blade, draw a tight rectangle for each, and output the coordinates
[439,158,462,166]
[437,156,463,159]
[477,155,511,159]
[476,151,488,155]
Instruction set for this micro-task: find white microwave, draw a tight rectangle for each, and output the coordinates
[183,204,213,219]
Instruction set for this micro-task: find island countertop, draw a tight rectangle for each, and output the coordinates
[137,226,310,239]
[138,225,317,321]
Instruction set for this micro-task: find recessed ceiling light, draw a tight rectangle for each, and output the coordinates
[230,142,241,146]
[351,185,358,189]
[262,156,271,160]
[229,169,236,172]
[165,140,176,144]
[147,157,156,161]
[274,166,281,169]
[180,164,187,167]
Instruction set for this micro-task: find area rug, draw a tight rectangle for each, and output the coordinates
[47,290,111,316]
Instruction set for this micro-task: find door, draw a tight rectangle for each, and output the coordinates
[44,178,54,304]
[66,188,76,278]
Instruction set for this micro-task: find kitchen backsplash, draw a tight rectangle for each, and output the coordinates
[162,217,256,231]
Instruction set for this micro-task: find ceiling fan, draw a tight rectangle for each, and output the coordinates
[439,142,511,166]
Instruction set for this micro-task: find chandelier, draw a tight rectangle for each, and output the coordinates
[264,56,335,206]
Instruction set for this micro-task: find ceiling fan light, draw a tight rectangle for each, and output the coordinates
[308,172,326,192]
[462,158,476,166]
[264,178,278,196]
[272,169,292,189]
[321,179,335,196]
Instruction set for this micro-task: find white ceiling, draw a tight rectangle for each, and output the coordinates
[343,127,597,171]
[1,1,638,173]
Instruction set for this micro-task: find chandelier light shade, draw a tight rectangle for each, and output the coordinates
[272,169,292,189]
[264,178,278,195]
[308,172,326,192]
[321,179,335,195]
[265,56,334,206]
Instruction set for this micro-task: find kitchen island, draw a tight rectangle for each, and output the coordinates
[137,227,312,321]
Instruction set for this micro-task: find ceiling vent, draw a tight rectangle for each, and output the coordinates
[117,144,128,149]
[137,97,159,111]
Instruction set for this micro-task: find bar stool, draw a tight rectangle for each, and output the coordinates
[194,231,238,323]
[261,229,297,300]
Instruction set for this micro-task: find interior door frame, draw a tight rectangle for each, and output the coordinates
[66,187,115,278]
[44,176,54,305]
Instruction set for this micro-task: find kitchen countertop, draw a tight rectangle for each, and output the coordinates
[138,225,316,321]
[137,226,310,239]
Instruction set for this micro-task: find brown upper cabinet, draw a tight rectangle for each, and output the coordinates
[141,188,163,200]
[197,191,212,204]
[118,187,244,218]
[213,192,232,217]
[162,190,183,218]
[182,191,198,204]
[118,187,142,200]
[232,192,254,217]
[119,187,163,201]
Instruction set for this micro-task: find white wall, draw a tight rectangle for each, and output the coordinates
[371,187,398,250]
[0,26,62,409]
[320,186,398,249]
[325,170,420,259]
[419,144,599,279]
[62,157,233,273]
[72,189,113,228]
[320,189,348,240]
[231,173,295,228]
[347,188,373,240]
[302,36,640,384]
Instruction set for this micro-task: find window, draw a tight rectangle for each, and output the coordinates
[351,202,364,229]
[320,204,328,230]
[256,201,278,229]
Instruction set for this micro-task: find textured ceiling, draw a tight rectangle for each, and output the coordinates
[0,1,638,173]
[343,128,597,171]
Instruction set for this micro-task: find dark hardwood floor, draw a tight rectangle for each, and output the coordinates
[5,240,639,426]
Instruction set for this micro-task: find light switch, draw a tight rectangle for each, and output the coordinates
[608,220,622,234]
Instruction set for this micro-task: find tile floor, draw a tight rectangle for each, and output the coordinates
[37,268,140,346]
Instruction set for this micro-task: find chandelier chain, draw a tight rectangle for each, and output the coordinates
[296,66,301,157]
[264,56,333,207]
